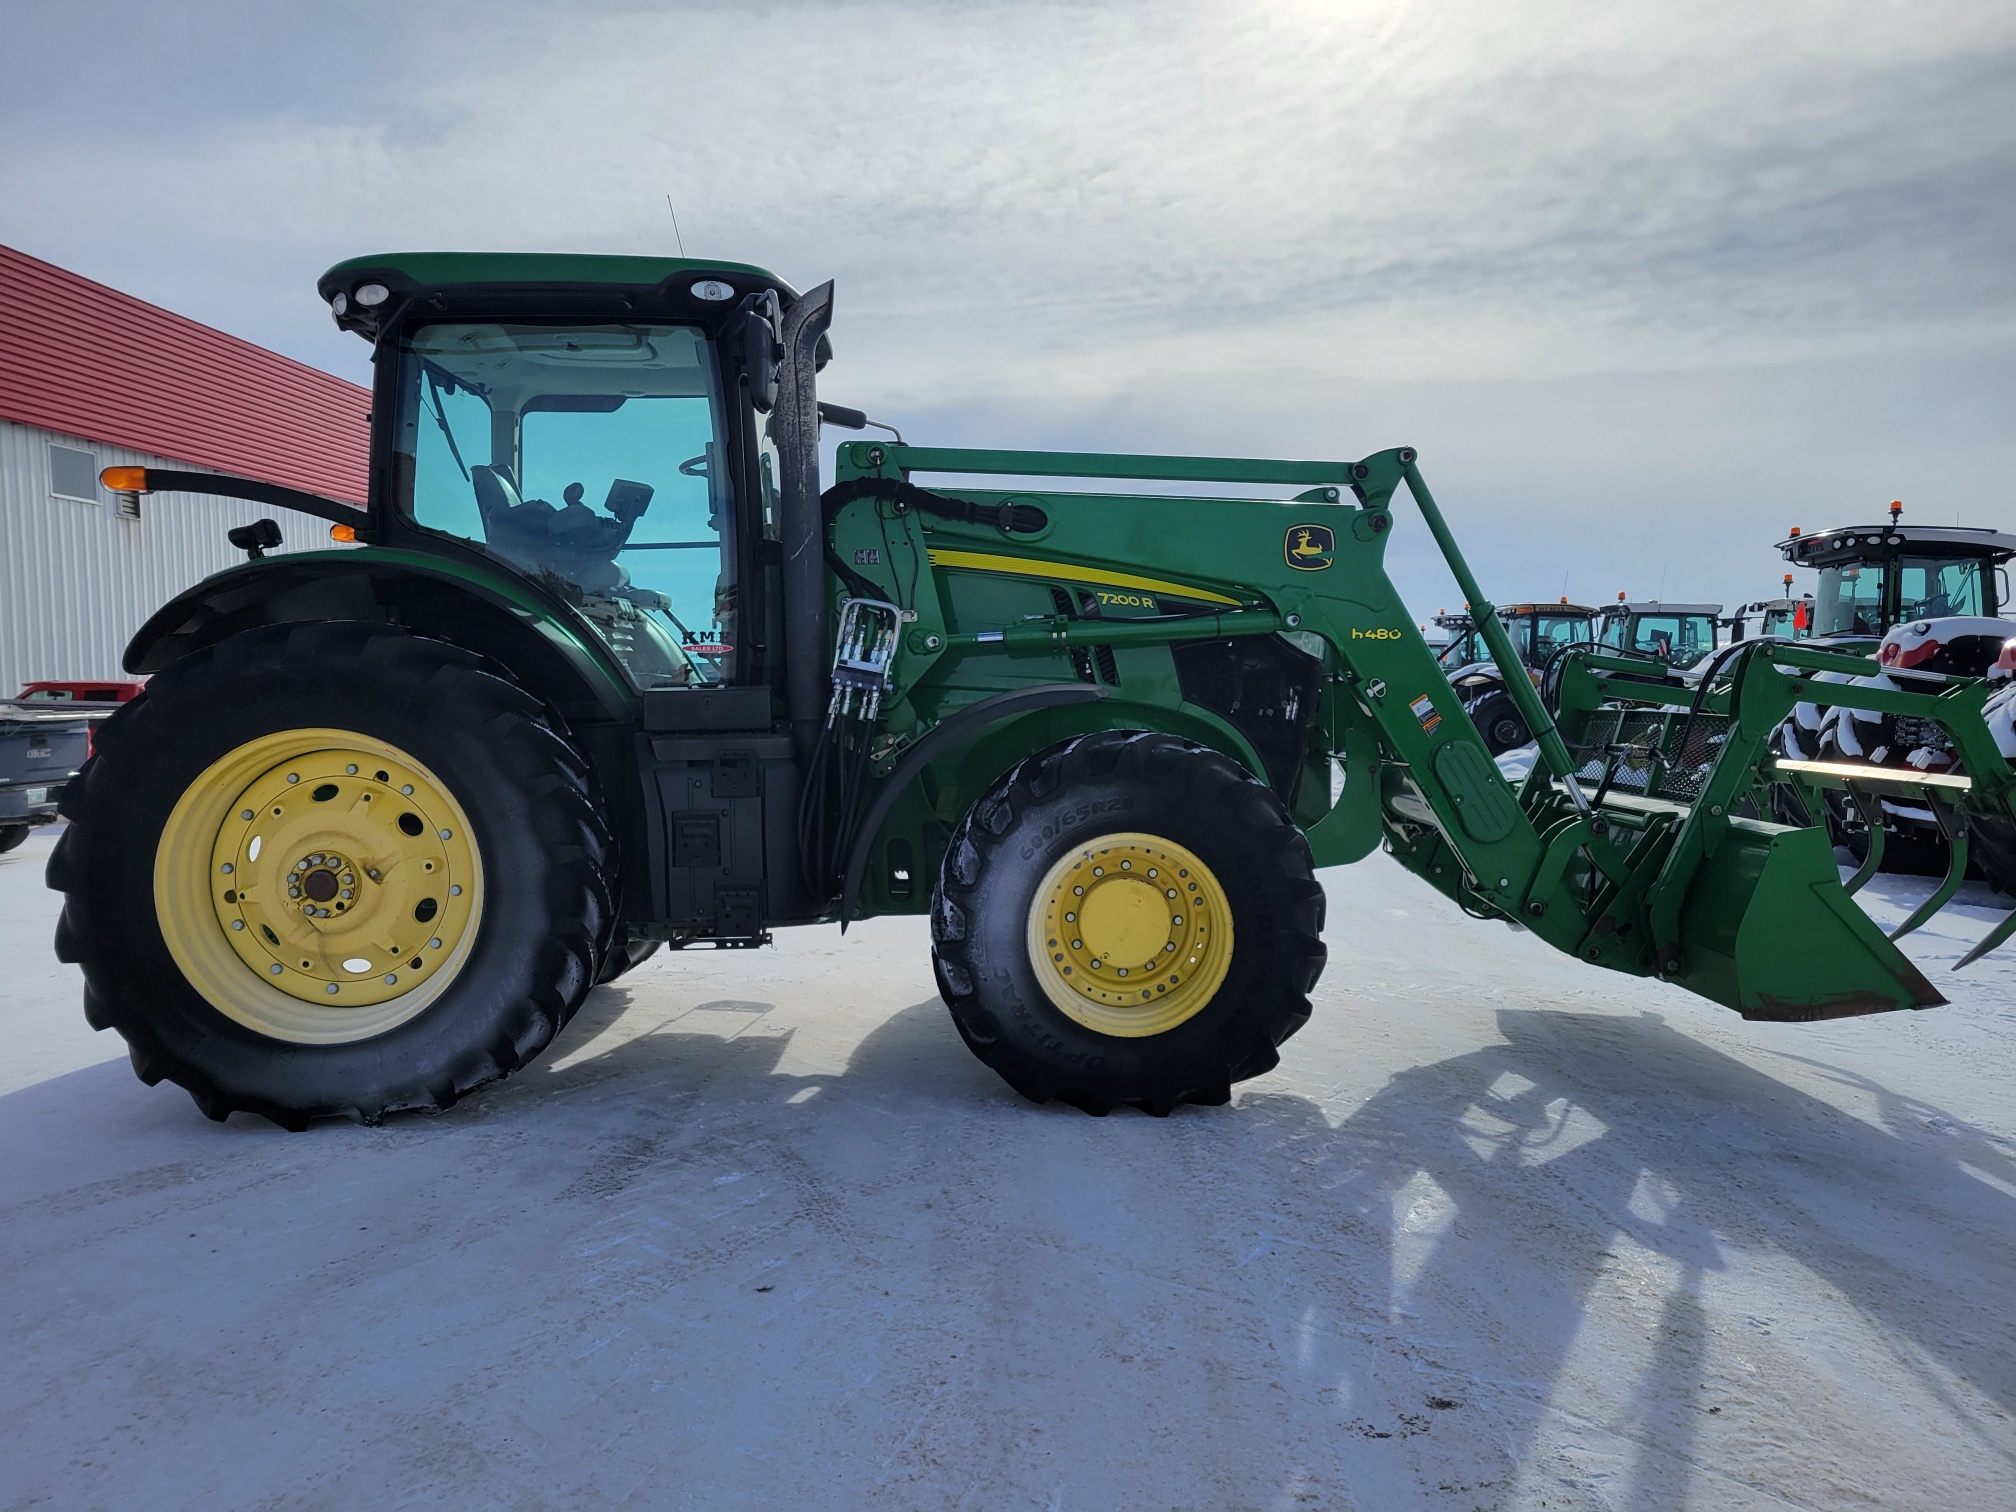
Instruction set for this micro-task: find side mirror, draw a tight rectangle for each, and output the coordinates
[733,292,778,415]
[741,308,780,413]
[228,518,283,560]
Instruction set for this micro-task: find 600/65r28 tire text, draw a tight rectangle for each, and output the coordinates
[930,730,1326,1115]
[48,622,612,1128]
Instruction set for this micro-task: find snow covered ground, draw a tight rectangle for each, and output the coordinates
[4,824,2015,1511]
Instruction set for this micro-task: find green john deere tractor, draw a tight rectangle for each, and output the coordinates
[47,252,2012,1127]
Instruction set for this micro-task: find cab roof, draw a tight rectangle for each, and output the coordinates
[315,251,798,340]
[319,251,788,294]
[1778,523,2016,567]
[1601,601,1722,616]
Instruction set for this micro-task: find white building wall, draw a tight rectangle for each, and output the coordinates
[0,417,348,693]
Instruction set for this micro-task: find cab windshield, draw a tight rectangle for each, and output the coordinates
[1530,614,1592,661]
[1601,613,1714,662]
[1897,556,1987,620]
[1760,605,1808,638]
[393,321,732,688]
[1813,564,1885,637]
[1436,628,1482,669]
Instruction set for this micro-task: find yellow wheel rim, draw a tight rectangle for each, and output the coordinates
[1025,831,1234,1037]
[153,728,484,1045]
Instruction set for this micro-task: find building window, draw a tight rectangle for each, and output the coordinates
[49,443,99,502]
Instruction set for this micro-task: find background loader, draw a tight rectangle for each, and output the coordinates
[44,252,2013,1128]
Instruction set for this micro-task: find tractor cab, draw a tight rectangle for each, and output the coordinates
[238,252,851,715]
[1777,511,2016,647]
[374,286,774,689]
[1433,601,1594,675]
[1727,596,1813,641]
[1432,611,1478,671]
[1596,599,1720,666]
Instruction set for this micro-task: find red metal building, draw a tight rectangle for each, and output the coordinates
[0,243,368,502]
[0,244,367,690]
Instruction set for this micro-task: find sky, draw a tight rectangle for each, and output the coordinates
[5,0,2013,617]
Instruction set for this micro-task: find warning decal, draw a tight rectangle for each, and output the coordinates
[1409,694,1442,736]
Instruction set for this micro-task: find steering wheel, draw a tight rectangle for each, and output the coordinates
[678,454,709,478]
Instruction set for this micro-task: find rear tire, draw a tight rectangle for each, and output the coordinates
[0,823,27,854]
[595,929,663,984]
[930,731,1324,1115]
[48,622,612,1128]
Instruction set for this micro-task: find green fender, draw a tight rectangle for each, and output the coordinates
[123,546,638,726]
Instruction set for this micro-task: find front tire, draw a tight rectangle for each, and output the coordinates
[49,622,612,1127]
[930,731,1325,1115]
[1469,691,1530,756]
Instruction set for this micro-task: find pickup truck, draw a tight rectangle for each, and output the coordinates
[0,682,142,852]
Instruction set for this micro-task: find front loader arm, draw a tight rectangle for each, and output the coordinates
[812,438,1951,1021]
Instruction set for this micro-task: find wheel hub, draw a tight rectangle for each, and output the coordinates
[1026,831,1234,1037]
[155,728,485,1044]
[210,750,475,1006]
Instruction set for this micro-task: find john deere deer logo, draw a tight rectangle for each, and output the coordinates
[1285,523,1335,571]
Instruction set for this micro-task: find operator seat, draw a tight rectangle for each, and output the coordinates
[470,464,642,594]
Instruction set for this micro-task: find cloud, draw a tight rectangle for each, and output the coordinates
[3,0,2012,607]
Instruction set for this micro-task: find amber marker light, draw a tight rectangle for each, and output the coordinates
[329,523,358,542]
[100,467,149,492]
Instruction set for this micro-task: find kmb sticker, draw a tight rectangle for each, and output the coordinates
[1409,694,1442,736]
[1285,523,1335,571]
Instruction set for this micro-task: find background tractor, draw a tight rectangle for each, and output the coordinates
[1594,597,1722,667]
[1727,575,1813,643]
[1433,599,1596,755]
[1768,505,2016,885]
[45,252,2014,1128]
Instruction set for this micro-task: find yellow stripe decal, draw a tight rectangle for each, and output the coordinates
[924,548,1242,607]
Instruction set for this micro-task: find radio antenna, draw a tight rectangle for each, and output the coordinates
[665,195,687,257]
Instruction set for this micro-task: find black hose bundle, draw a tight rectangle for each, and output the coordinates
[795,704,884,902]
[796,600,902,902]
[821,478,1048,534]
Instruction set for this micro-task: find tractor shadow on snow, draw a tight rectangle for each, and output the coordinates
[1230,1008,2016,1503]
[527,988,2016,1498]
[480,985,2016,1499]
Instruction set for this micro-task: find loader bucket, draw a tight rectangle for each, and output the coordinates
[1668,816,1945,1020]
